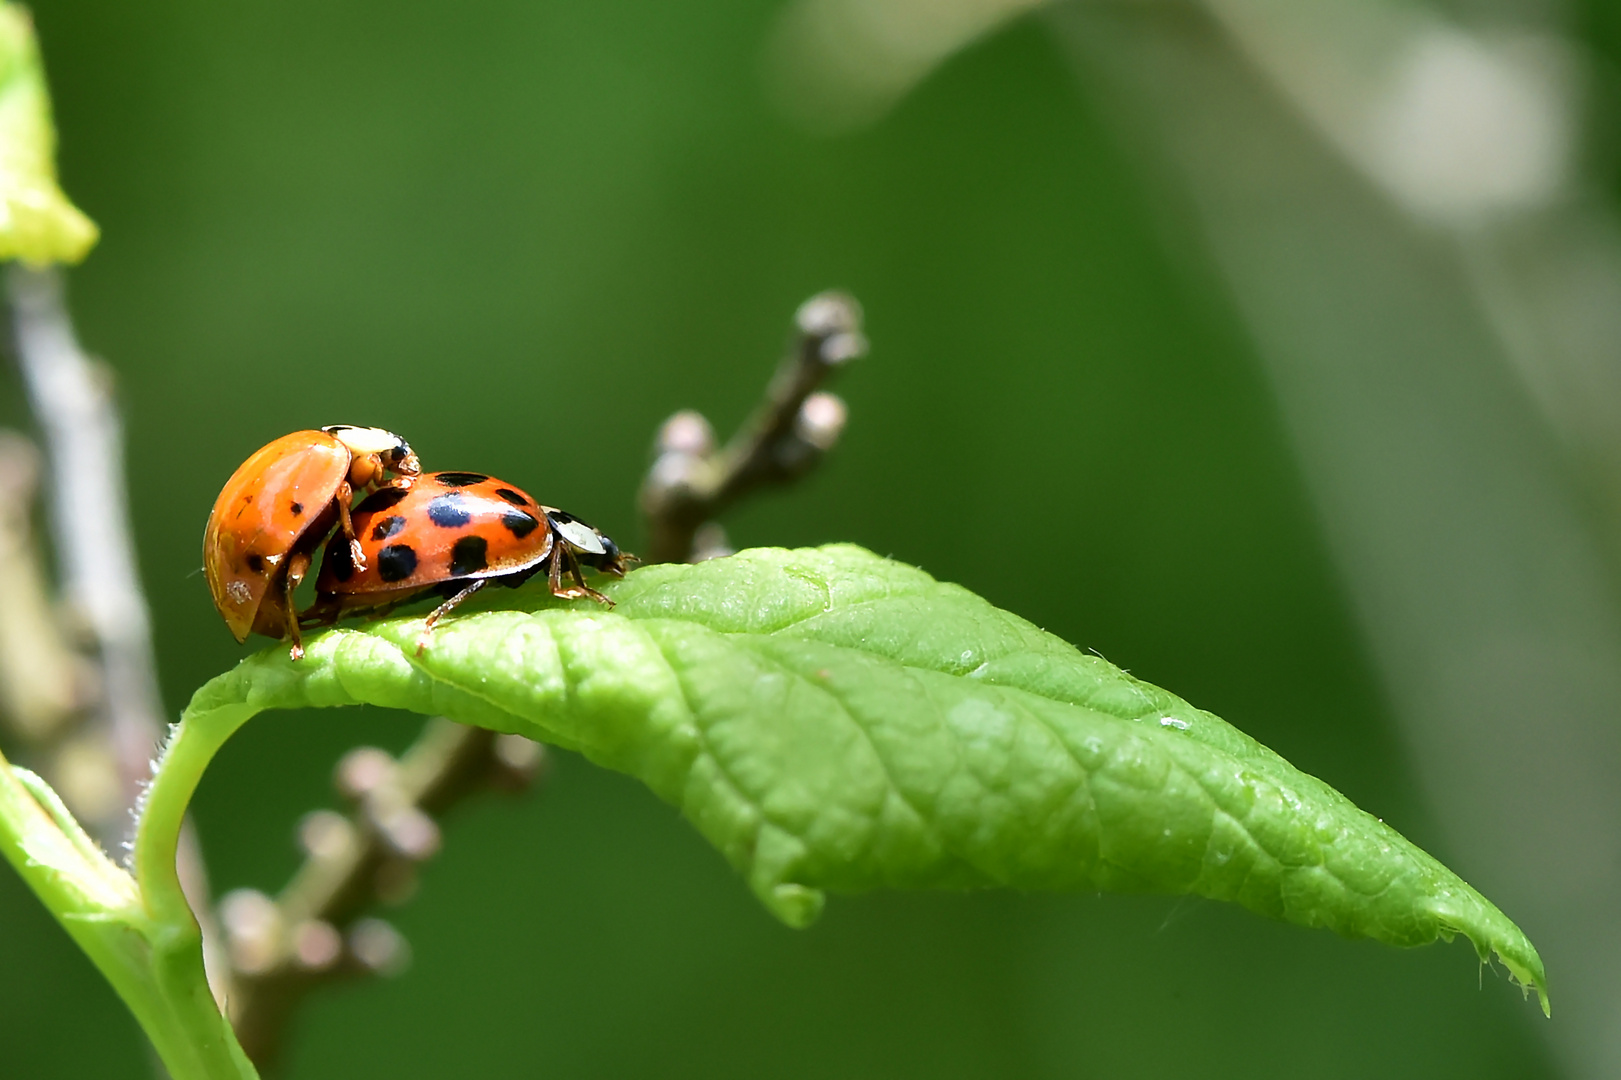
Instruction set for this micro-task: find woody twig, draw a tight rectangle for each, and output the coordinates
[9,267,167,818]
[218,718,546,1068]
[3,266,231,1014]
[0,430,87,747]
[639,291,867,564]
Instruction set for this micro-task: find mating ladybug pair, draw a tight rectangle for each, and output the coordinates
[203,426,632,660]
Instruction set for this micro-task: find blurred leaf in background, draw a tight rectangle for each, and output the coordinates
[8,0,1614,1075]
[0,3,95,264]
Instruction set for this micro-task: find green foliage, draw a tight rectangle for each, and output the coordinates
[165,544,1548,1013]
[0,753,255,1080]
[0,3,96,264]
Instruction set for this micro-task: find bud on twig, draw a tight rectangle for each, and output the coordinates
[639,291,867,563]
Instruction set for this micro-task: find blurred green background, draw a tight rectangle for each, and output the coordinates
[10,0,1621,1075]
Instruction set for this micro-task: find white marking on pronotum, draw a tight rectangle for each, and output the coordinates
[324,425,404,456]
[553,518,606,554]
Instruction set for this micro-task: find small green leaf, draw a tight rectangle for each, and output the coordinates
[171,544,1548,1012]
[0,757,139,921]
[0,3,97,265]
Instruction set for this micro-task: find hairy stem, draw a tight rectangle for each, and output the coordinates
[1,741,254,1079]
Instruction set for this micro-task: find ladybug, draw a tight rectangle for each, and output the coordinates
[302,470,633,651]
[204,426,421,660]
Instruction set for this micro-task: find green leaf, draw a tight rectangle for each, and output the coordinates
[165,544,1548,1012]
[0,4,97,265]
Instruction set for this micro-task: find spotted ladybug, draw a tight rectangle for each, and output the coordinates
[204,426,421,660]
[301,470,633,651]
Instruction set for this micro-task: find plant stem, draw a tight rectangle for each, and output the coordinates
[0,744,256,1079]
[130,707,262,1079]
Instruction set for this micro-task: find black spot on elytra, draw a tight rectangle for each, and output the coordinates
[244,553,265,574]
[371,515,406,541]
[449,535,489,576]
[290,501,304,516]
[495,487,528,507]
[502,511,539,538]
[427,494,471,528]
[378,544,417,582]
[435,472,488,487]
[355,486,408,513]
[328,539,354,582]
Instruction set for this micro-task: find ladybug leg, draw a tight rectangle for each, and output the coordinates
[297,594,339,631]
[547,542,567,597]
[547,545,613,606]
[335,480,368,572]
[416,579,487,655]
[282,552,312,661]
[566,556,614,607]
[546,544,587,599]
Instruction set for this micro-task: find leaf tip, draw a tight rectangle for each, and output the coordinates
[1494,946,1550,1018]
[761,883,825,929]
[1448,905,1548,1017]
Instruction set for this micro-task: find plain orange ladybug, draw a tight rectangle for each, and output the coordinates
[204,426,421,659]
[301,470,634,651]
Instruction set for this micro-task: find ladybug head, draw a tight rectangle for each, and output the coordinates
[382,441,420,478]
[324,425,421,487]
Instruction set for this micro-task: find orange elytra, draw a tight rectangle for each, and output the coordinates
[203,426,420,659]
[302,470,633,652]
